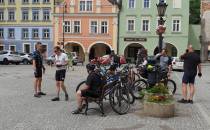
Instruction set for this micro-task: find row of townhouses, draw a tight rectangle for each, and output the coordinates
[0,0,201,63]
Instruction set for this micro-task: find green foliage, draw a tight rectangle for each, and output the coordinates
[146,83,169,94]
[147,97,174,104]
[190,0,201,24]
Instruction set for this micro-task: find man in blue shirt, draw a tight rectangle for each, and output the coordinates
[32,42,46,98]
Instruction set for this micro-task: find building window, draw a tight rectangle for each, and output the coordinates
[79,0,93,12]
[22,0,29,4]
[32,29,39,38]
[43,0,49,3]
[0,10,4,21]
[73,21,81,33]
[32,10,39,21]
[128,0,135,9]
[43,10,50,21]
[0,45,4,51]
[22,28,29,39]
[22,10,29,21]
[23,44,30,53]
[64,21,71,33]
[127,19,135,32]
[86,1,93,11]
[8,10,15,21]
[142,19,150,32]
[0,28,4,38]
[33,0,39,3]
[43,29,50,39]
[8,28,15,39]
[90,21,98,34]
[143,0,150,8]
[173,0,181,8]
[9,0,15,4]
[0,0,4,4]
[172,17,181,32]
[9,45,16,51]
[101,21,108,34]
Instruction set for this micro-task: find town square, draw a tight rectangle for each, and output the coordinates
[1,0,210,130]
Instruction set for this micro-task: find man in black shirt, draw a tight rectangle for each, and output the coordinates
[72,64,102,114]
[178,45,202,104]
[32,42,46,98]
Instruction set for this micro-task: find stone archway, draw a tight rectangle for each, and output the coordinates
[124,43,145,63]
[65,42,85,62]
[153,43,178,57]
[88,43,112,61]
[164,43,178,57]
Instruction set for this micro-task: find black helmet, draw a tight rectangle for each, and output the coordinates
[86,64,95,71]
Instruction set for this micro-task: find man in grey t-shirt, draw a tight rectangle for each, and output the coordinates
[156,49,172,74]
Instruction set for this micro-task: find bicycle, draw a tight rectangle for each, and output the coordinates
[76,68,131,115]
[132,64,176,99]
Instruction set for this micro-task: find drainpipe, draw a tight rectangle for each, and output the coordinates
[108,0,121,55]
[117,9,120,55]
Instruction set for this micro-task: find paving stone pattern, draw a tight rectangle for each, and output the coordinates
[0,65,210,130]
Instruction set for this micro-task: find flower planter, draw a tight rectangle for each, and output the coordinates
[143,100,175,118]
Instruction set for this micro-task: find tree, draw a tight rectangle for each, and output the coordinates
[190,0,201,24]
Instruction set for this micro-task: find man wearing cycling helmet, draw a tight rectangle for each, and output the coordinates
[72,64,103,114]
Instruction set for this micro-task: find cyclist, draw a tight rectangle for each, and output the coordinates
[72,64,103,114]
[32,42,46,98]
[155,49,172,77]
[110,50,120,68]
[51,46,69,101]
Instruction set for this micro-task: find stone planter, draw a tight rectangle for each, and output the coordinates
[143,100,175,118]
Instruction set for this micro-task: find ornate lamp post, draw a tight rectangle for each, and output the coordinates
[156,0,168,53]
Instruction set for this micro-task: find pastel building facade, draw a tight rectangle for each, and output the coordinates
[0,0,54,56]
[53,0,118,62]
[118,0,190,63]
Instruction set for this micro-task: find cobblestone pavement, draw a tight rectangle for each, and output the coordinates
[0,64,210,130]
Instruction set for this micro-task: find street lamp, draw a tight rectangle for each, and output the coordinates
[156,0,168,53]
[107,0,122,54]
[62,2,67,49]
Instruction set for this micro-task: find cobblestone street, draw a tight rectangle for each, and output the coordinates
[0,65,210,130]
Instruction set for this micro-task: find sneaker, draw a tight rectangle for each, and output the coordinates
[65,95,69,101]
[177,99,188,103]
[51,97,60,101]
[34,93,41,98]
[188,100,193,104]
[38,92,46,96]
[71,108,82,114]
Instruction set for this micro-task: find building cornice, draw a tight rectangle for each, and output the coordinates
[53,13,118,17]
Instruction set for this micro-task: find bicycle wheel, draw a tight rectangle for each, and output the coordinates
[109,83,130,115]
[166,79,176,95]
[125,83,135,104]
[131,79,148,99]
[76,80,86,92]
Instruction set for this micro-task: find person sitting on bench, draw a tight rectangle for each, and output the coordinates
[72,64,103,114]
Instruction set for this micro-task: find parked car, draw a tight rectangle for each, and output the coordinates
[172,57,184,71]
[0,50,22,65]
[17,52,33,64]
[46,55,55,65]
